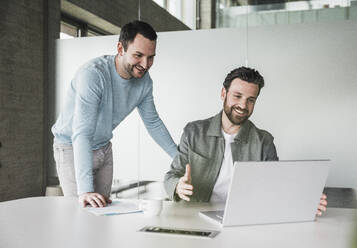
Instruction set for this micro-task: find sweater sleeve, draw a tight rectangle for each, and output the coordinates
[71,68,103,195]
[137,80,177,158]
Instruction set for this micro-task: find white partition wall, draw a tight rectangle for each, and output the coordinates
[55,20,357,188]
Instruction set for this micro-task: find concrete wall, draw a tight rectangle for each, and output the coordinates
[47,1,61,186]
[0,0,48,201]
[64,0,190,32]
[0,0,101,201]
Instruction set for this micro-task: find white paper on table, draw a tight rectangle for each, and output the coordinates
[86,199,142,216]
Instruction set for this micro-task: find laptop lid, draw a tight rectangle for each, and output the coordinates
[221,160,330,226]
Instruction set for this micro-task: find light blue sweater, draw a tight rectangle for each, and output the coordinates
[52,55,177,194]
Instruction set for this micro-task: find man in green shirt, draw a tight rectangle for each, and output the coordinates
[164,66,327,216]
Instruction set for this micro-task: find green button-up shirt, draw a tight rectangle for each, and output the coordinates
[164,111,278,202]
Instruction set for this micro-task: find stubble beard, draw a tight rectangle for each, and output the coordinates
[223,97,250,126]
[121,58,146,79]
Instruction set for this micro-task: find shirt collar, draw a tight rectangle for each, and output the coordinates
[207,111,252,143]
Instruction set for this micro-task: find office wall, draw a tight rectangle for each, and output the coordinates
[0,0,58,201]
[55,20,357,188]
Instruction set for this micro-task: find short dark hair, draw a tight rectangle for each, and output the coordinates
[223,67,265,95]
[119,20,157,51]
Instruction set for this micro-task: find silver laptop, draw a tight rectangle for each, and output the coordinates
[199,160,331,226]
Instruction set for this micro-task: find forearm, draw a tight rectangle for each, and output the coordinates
[71,116,97,195]
[72,135,94,195]
[263,141,279,161]
[164,158,186,201]
[68,67,102,195]
[164,173,180,201]
[137,84,178,158]
[145,119,178,158]
[164,130,190,200]
[138,105,177,158]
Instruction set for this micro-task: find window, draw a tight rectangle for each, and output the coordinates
[153,0,196,29]
[60,21,77,39]
[216,0,357,28]
[60,13,110,39]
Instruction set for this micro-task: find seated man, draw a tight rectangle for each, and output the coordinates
[164,66,327,216]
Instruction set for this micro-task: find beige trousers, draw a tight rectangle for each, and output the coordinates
[53,142,113,197]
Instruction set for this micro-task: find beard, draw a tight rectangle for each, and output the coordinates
[123,59,147,79]
[223,97,250,126]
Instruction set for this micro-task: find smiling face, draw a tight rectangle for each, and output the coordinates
[116,33,156,79]
[221,78,259,126]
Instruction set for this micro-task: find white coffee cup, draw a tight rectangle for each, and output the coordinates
[140,199,163,216]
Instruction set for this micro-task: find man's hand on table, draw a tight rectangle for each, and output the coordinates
[79,192,112,208]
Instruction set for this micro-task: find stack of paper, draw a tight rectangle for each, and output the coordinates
[86,199,142,216]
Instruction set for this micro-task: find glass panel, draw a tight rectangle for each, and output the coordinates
[216,0,355,28]
[153,0,167,8]
[154,0,196,29]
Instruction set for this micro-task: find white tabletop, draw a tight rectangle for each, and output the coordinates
[0,197,356,248]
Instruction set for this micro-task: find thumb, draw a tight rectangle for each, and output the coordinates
[185,164,191,183]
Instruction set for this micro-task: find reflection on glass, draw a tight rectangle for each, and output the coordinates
[216,0,356,28]
[153,0,196,29]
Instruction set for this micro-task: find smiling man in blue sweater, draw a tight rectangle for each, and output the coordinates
[52,21,177,208]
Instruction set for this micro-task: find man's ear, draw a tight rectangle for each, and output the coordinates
[117,42,124,56]
[221,87,227,101]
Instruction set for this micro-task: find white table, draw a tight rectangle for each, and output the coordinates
[0,197,356,248]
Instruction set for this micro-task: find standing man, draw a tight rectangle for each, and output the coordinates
[52,21,177,208]
[164,67,327,216]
